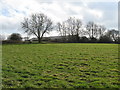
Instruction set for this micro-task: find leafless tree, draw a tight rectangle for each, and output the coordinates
[57,22,67,42]
[57,17,83,42]
[21,13,53,43]
[66,17,82,36]
[86,21,99,38]
[98,25,106,37]
[57,22,67,37]
[86,21,106,39]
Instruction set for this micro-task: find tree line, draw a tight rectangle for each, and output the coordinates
[1,13,120,44]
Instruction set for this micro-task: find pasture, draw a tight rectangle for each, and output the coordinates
[2,43,119,88]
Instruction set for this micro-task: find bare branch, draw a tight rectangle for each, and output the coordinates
[21,13,53,43]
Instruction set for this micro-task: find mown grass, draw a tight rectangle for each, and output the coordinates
[2,43,119,88]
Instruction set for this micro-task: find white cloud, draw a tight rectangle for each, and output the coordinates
[88,9,103,18]
[0,0,117,37]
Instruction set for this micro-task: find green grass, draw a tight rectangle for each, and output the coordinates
[2,43,119,88]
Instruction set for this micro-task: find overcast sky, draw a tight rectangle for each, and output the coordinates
[0,0,119,38]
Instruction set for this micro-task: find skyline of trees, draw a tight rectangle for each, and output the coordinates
[1,12,119,43]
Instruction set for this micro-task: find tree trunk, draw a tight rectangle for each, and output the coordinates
[92,28,93,38]
[38,37,41,43]
[76,34,79,43]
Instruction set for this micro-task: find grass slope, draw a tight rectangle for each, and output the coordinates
[2,43,119,88]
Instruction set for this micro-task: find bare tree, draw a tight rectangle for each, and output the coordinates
[57,22,67,37]
[86,21,98,38]
[57,22,67,42]
[86,21,106,39]
[66,17,82,36]
[98,25,106,37]
[57,17,82,42]
[74,18,83,39]
[21,13,53,43]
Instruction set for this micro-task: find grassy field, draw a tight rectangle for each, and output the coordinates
[2,43,119,88]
